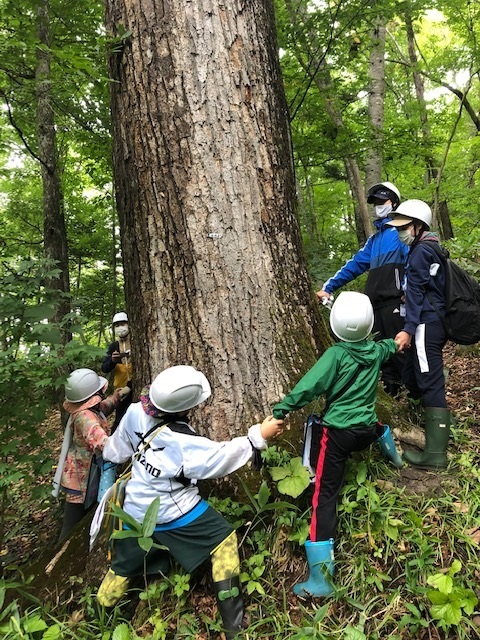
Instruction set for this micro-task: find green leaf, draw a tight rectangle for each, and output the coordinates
[430,601,462,626]
[42,624,62,640]
[24,616,48,633]
[108,503,142,532]
[356,462,367,485]
[112,622,133,640]
[277,471,310,498]
[142,497,160,537]
[312,603,329,623]
[110,529,141,540]
[427,590,449,605]
[138,536,153,553]
[344,625,367,640]
[384,522,399,541]
[427,573,453,594]
[448,559,462,576]
[269,466,290,481]
[256,481,271,509]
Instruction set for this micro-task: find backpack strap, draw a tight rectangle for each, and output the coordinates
[324,348,368,413]
[420,241,448,326]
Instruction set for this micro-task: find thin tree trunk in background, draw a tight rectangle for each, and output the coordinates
[36,0,71,424]
[111,196,117,317]
[345,157,371,246]
[105,0,326,438]
[285,0,371,245]
[36,0,71,333]
[297,160,320,246]
[364,16,386,190]
[404,10,454,239]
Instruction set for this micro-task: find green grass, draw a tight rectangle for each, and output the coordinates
[2,421,480,639]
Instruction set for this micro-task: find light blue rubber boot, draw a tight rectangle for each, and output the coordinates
[377,425,403,468]
[97,460,117,502]
[293,539,335,597]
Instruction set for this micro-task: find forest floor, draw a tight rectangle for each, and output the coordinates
[3,342,480,637]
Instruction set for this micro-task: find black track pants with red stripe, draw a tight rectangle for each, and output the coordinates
[309,424,384,541]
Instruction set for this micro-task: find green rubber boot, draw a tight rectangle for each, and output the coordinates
[403,408,451,470]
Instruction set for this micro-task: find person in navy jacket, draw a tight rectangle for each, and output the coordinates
[316,182,408,396]
[387,200,450,470]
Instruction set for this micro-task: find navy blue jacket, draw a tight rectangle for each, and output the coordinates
[323,218,409,309]
[403,236,446,335]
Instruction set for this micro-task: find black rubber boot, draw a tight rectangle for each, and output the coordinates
[213,575,244,639]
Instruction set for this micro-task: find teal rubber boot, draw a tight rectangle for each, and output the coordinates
[377,425,403,468]
[293,539,335,597]
[403,408,451,470]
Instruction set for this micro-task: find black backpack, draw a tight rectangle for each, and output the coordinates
[425,242,480,345]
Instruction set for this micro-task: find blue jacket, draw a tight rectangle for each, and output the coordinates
[403,236,446,335]
[323,218,409,309]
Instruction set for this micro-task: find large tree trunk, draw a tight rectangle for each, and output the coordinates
[36,0,70,326]
[105,0,326,438]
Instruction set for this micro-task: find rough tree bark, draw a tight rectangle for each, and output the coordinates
[35,0,70,326]
[104,0,327,438]
[364,15,386,190]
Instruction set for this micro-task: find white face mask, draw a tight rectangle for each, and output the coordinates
[397,228,414,245]
[114,325,129,338]
[375,203,393,219]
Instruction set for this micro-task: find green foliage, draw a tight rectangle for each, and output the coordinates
[240,550,271,595]
[426,560,478,628]
[0,256,104,553]
[109,497,167,554]
[269,456,311,498]
[0,575,134,639]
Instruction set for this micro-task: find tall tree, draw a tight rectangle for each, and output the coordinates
[364,14,386,190]
[284,0,372,244]
[35,0,70,332]
[104,0,325,437]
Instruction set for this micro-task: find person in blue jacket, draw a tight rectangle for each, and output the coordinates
[316,182,408,397]
[387,200,450,470]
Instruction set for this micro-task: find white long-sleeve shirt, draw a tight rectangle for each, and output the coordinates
[103,402,267,525]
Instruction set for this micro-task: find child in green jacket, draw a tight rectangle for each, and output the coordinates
[273,291,402,598]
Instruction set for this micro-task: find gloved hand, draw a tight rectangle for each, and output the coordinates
[118,386,131,400]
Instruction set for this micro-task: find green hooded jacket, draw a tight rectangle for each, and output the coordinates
[273,338,397,429]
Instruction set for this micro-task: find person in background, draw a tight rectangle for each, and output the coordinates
[316,182,408,397]
[387,200,450,470]
[58,368,130,541]
[95,365,284,639]
[272,292,403,598]
[101,312,133,432]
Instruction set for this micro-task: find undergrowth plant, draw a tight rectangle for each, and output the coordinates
[4,420,480,639]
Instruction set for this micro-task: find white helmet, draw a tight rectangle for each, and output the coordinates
[367,181,401,208]
[150,365,211,413]
[329,292,374,342]
[112,312,128,325]
[387,199,432,230]
[65,368,108,403]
